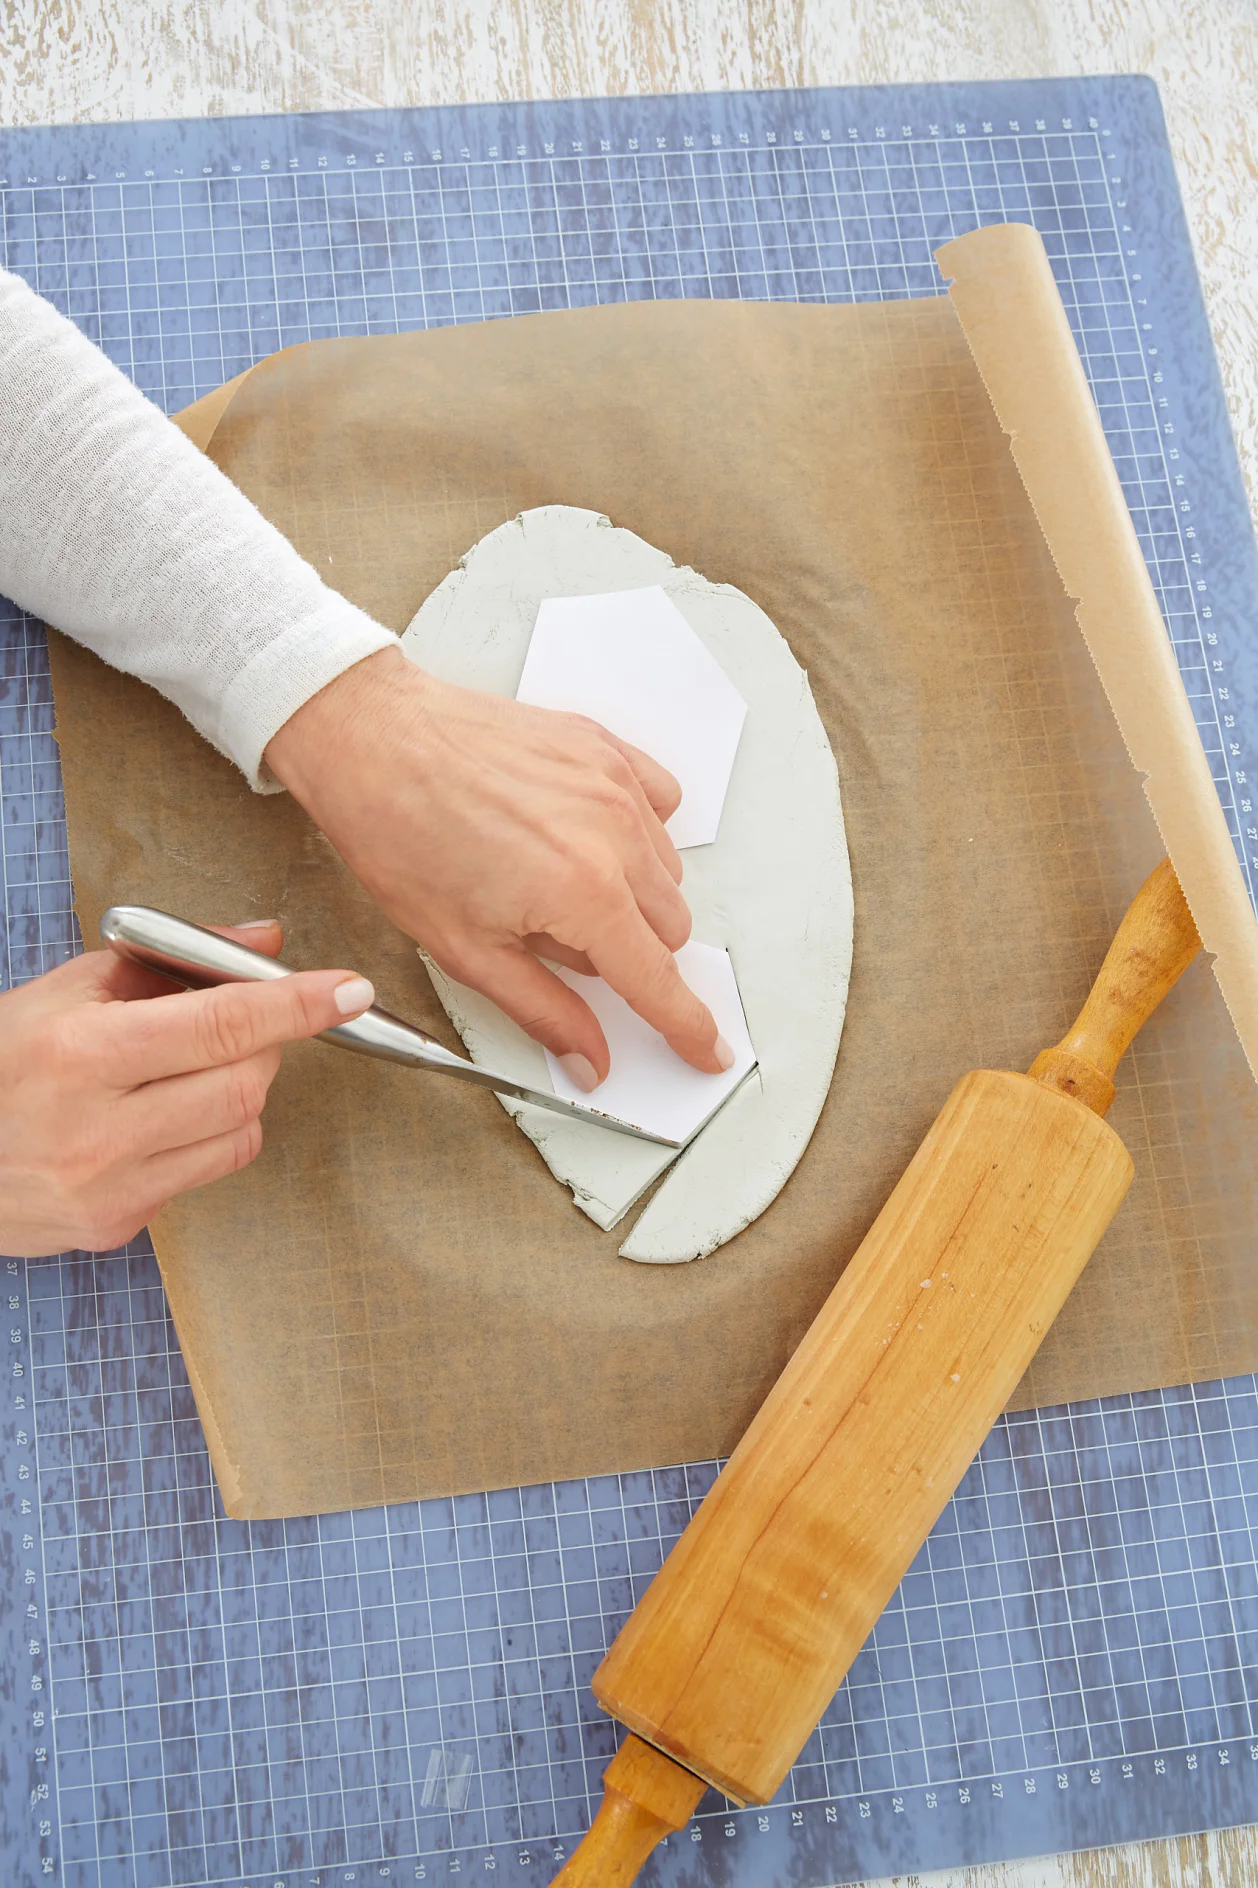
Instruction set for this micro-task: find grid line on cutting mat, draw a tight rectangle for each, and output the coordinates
[3,85,1258,1888]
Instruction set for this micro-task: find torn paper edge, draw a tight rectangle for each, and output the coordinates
[938,222,1258,1084]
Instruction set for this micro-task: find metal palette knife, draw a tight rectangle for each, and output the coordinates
[101,904,701,1147]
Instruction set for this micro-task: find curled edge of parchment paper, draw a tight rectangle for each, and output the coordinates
[938,224,1258,1081]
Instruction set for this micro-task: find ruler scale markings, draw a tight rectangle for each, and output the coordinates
[1,85,1257,1886]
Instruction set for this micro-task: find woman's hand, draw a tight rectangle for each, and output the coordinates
[264,647,733,1090]
[0,923,373,1257]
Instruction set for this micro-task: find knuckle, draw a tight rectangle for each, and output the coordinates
[560,711,602,746]
[288,980,327,1036]
[193,992,257,1066]
[514,1001,564,1040]
[544,849,612,920]
[589,774,636,822]
[656,906,691,951]
[431,945,473,987]
[640,955,678,1003]
[197,1121,263,1189]
[602,751,637,791]
[603,785,641,832]
[294,970,355,1040]
[640,950,701,1019]
[585,856,629,907]
[515,1017,551,1044]
[224,1062,269,1128]
[421,931,480,989]
[231,1119,264,1172]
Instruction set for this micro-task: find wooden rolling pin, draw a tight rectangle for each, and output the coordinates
[554,858,1202,1884]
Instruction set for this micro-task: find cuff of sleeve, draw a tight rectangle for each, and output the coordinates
[215,595,400,792]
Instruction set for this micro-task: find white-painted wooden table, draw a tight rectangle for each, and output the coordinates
[2,4,1255,1884]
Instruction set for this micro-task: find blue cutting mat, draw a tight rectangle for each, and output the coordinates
[3,77,1258,1888]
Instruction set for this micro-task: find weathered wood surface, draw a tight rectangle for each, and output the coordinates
[2,4,1256,1884]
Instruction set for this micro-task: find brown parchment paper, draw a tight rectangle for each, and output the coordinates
[48,224,1258,1520]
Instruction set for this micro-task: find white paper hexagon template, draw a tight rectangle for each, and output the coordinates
[515,584,748,850]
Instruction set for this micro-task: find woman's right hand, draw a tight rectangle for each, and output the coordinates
[0,922,374,1258]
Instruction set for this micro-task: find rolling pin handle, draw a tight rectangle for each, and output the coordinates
[551,1735,706,1886]
[1028,858,1202,1116]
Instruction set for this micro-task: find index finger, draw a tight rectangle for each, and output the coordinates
[583,898,730,1074]
[604,731,683,825]
[103,967,375,1087]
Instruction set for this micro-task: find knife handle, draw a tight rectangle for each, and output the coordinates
[100,905,467,1072]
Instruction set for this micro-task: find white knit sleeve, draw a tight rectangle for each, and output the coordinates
[0,266,398,790]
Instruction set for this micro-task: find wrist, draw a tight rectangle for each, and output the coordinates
[264,646,433,809]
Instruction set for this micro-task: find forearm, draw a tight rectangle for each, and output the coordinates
[0,266,395,788]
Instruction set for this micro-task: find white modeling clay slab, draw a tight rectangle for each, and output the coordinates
[401,506,853,1264]
[543,940,756,1144]
[517,587,747,848]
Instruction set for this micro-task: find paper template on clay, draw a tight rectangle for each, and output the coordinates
[518,586,748,849]
[401,506,853,1263]
[545,939,756,1146]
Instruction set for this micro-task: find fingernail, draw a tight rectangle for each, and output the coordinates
[714,1034,736,1071]
[236,918,278,930]
[334,975,375,1017]
[558,1052,600,1093]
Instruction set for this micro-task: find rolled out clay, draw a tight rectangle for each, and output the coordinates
[400,507,853,1263]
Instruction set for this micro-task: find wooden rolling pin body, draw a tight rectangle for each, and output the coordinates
[596,1066,1130,1803]
[555,859,1202,1883]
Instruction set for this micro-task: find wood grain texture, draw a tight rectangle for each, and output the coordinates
[596,1069,1134,1810]
[551,1735,707,1886]
[1,3,1255,1884]
[1028,858,1202,1113]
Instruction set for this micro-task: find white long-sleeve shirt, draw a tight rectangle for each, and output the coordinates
[0,266,397,789]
